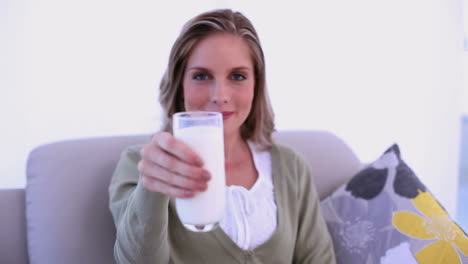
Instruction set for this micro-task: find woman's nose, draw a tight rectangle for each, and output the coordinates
[211,81,229,105]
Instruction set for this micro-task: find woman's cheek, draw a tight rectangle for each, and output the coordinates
[184,90,209,110]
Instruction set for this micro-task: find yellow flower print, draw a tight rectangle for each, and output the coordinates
[392,190,468,264]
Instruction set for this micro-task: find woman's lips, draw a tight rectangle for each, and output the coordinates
[222,112,234,120]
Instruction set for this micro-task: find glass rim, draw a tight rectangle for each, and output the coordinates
[173,111,222,119]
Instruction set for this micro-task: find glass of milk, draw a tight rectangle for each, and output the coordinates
[172,111,226,232]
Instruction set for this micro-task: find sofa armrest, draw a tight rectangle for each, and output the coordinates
[0,188,29,264]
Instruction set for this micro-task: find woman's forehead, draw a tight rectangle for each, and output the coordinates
[185,34,254,70]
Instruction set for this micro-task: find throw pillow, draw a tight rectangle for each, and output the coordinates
[320,144,468,264]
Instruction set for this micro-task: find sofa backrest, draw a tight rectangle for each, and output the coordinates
[25,130,361,264]
[0,188,29,264]
[272,130,362,198]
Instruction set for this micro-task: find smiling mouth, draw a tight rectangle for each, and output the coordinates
[221,112,234,120]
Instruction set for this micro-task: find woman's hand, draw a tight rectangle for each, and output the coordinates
[138,131,211,198]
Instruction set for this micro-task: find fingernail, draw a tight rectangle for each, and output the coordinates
[195,157,203,166]
[202,172,211,180]
[198,183,207,191]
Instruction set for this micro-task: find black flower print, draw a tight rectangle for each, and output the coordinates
[345,144,427,200]
[393,160,426,199]
[346,167,388,200]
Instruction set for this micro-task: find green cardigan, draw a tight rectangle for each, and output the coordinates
[109,143,336,264]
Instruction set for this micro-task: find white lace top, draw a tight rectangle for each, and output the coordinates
[219,142,277,251]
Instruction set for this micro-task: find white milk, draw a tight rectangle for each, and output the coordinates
[174,125,226,225]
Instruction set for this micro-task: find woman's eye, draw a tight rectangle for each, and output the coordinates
[231,73,246,81]
[193,73,208,81]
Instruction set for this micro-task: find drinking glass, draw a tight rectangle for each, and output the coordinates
[172,111,226,232]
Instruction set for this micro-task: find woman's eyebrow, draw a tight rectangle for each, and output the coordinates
[186,66,252,72]
[232,66,252,71]
[186,66,210,72]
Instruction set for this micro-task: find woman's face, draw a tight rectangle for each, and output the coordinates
[182,33,255,139]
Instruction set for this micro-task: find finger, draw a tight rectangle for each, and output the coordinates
[141,175,197,198]
[141,144,210,181]
[153,132,203,166]
[138,161,208,191]
[156,152,211,181]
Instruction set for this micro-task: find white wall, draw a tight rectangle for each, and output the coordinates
[463,0,468,115]
[463,53,468,114]
[3,0,464,216]
[253,0,463,216]
[3,0,29,188]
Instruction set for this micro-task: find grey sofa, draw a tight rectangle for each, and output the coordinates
[0,130,362,264]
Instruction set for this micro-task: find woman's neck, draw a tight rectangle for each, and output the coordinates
[223,133,250,168]
[223,132,258,188]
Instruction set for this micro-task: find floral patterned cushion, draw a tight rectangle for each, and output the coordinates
[320,144,468,264]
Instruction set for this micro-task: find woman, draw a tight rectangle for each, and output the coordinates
[109,9,336,263]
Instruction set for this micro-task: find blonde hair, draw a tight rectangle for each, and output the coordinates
[159,9,275,148]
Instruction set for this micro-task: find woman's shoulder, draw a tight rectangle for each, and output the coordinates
[270,143,307,165]
[269,143,315,201]
[269,143,312,182]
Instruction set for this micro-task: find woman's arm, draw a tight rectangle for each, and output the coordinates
[293,155,337,264]
[109,131,209,263]
[109,146,171,264]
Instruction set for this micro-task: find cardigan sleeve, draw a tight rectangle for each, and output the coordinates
[108,146,171,264]
[292,154,337,264]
